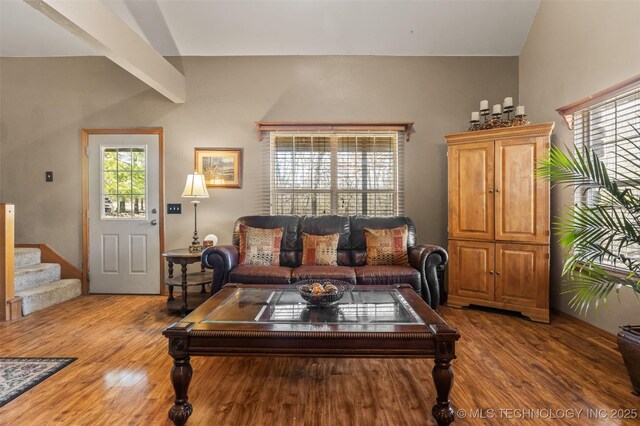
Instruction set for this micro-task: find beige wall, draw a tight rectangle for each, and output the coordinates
[0,120,2,201]
[0,55,518,272]
[520,0,640,333]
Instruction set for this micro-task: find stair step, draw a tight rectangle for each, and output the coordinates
[17,279,82,316]
[14,263,61,292]
[14,247,41,268]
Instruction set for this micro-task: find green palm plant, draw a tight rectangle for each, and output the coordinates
[538,118,640,314]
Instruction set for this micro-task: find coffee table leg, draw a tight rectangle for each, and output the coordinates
[432,357,455,425]
[168,356,193,426]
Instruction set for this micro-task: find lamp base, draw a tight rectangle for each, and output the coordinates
[188,199,202,253]
[188,243,203,253]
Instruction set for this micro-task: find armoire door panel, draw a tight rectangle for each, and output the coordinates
[495,137,549,243]
[495,243,548,308]
[448,240,494,301]
[448,142,494,240]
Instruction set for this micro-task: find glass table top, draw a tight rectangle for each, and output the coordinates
[202,287,424,325]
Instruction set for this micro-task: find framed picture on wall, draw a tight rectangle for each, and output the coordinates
[194,148,243,188]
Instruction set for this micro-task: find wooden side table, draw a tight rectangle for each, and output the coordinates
[162,248,212,316]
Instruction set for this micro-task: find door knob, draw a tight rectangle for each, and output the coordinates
[150,220,158,226]
[151,208,158,214]
[489,271,494,275]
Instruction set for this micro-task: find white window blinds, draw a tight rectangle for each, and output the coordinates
[573,86,640,270]
[268,132,404,216]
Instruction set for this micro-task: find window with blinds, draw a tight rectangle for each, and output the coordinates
[573,86,640,270]
[269,133,403,216]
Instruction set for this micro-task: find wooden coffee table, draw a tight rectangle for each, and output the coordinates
[163,283,461,425]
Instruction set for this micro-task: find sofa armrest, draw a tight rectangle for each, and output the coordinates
[202,245,239,294]
[409,244,448,309]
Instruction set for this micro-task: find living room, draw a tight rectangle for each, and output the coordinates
[1,0,639,424]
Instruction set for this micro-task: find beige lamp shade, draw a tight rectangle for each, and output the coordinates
[181,171,209,198]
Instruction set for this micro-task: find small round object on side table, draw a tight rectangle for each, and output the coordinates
[203,234,218,248]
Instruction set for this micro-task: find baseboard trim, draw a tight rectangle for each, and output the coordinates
[552,308,616,343]
[6,296,22,320]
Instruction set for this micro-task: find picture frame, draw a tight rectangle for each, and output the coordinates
[194,148,243,188]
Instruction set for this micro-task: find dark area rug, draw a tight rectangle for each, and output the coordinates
[0,357,76,407]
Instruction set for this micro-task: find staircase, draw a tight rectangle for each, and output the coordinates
[14,247,81,315]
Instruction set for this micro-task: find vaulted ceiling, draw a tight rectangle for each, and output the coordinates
[1,0,540,57]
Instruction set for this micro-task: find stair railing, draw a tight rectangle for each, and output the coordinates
[1,203,19,321]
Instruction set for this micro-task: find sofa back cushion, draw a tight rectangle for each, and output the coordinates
[233,215,416,267]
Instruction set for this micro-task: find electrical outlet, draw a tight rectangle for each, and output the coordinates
[45,171,53,182]
[167,203,182,214]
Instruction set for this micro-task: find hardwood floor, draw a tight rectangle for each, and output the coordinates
[0,296,637,425]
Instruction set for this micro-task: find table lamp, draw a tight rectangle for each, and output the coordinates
[182,171,209,253]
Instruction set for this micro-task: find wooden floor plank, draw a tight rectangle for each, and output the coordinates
[0,295,638,425]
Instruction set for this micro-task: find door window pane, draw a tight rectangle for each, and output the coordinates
[104,151,117,170]
[101,147,147,219]
[132,149,145,171]
[131,172,146,194]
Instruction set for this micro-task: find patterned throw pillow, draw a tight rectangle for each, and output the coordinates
[238,224,283,266]
[301,233,339,266]
[364,225,409,265]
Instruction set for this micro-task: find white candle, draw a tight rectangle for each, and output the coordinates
[516,105,525,116]
[492,104,501,114]
[471,111,480,122]
[480,100,489,111]
[503,97,513,107]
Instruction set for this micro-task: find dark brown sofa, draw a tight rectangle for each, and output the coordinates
[202,215,447,308]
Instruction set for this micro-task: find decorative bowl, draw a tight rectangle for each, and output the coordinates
[295,279,349,307]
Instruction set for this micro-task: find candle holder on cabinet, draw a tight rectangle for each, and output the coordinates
[468,104,529,131]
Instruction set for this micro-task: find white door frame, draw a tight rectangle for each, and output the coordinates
[82,128,165,295]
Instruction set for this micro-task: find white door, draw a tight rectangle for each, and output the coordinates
[88,133,161,294]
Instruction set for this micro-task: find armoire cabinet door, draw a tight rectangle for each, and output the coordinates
[448,240,495,301]
[494,137,549,243]
[448,142,494,240]
[494,243,548,308]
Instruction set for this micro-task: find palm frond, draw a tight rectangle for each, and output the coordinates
[539,118,640,315]
[554,205,640,253]
[563,264,640,314]
[539,138,640,208]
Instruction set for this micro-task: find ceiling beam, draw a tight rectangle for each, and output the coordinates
[24,0,185,103]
